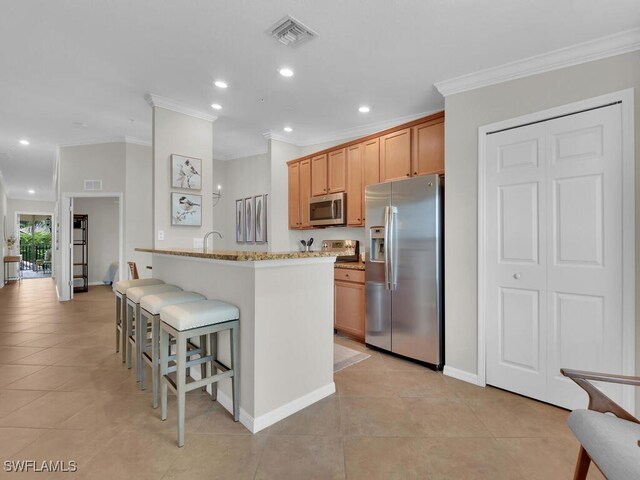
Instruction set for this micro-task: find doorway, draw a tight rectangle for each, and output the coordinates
[17,213,53,279]
[58,192,124,301]
[478,90,635,412]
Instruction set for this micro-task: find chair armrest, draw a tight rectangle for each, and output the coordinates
[561,368,639,424]
[561,368,640,387]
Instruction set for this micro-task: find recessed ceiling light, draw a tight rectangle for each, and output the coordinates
[211,103,222,110]
[358,106,370,113]
[279,67,294,77]
[214,80,228,89]
[19,139,29,146]
[28,189,35,194]
[284,126,293,133]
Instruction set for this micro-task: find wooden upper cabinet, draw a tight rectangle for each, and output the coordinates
[299,159,311,228]
[328,148,346,193]
[288,162,301,228]
[380,128,411,182]
[346,144,363,226]
[311,153,328,196]
[412,119,444,176]
[363,137,380,187]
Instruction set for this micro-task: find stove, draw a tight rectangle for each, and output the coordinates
[320,239,360,262]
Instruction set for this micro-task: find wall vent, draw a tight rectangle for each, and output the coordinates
[267,15,317,48]
[84,179,102,191]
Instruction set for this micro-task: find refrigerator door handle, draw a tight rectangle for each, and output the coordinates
[383,206,390,289]
[388,206,398,290]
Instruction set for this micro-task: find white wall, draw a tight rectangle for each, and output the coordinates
[268,140,301,252]
[0,179,6,285]
[443,51,640,396]
[56,141,153,299]
[73,197,119,284]
[152,107,214,249]
[222,153,270,252]
[5,198,56,239]
[125,143,153,278]
[211,158,227,249]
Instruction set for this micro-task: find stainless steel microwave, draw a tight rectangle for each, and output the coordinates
[309,192,346,226]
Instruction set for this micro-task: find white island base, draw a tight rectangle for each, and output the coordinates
[149,251,336,433]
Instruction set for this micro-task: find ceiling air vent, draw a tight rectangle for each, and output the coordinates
[84,179,102,191]
[267,15,317,48]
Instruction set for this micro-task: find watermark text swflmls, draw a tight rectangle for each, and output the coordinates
[4,460,78,473]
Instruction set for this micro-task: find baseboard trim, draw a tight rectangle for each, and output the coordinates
[216,382,336,434]
[443,365,483,386]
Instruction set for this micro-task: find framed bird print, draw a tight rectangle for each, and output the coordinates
[235,199,244,243]
[171,154,202,190]
[171,192,202,226]
[244,197,255,243]
[255,194,267,243]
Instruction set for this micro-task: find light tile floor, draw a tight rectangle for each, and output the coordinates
[0,278,603,479]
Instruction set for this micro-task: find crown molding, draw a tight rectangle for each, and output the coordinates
[145,93,218,123]
[262,110,439,148]
[262,131,295,144]
[58,136,151,148]
[435,27,640,97]
[215,146,269,161]
[124,136,152,147]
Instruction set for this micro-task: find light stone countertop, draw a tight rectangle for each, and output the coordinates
[334,261,366,271]
[136,247,344,262]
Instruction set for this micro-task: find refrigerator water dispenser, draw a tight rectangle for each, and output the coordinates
[369,227,385,262]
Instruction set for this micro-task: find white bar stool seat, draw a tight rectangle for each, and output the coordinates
[113,278,164,362]
[139,291,206,407]
[159,300,240,447]
[126,284,182,379]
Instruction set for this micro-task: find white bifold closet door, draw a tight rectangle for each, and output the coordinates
[485,103,623,410]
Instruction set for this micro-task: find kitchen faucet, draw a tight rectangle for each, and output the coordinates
[203,230,222,252]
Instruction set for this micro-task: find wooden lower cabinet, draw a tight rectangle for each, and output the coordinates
[334,269,365,341]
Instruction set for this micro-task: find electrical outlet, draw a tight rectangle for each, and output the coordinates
[158,230,164,241]
[193,238,204,249]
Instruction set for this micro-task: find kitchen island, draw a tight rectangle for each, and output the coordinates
[136,247,337,433]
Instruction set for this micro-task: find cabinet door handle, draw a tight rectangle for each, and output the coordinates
[406,173,410,177]
[414,171,418,175]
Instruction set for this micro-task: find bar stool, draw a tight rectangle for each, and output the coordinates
[159,300,240,447]
[126,284,182,380]
[139,290,206,408]
[113,278,164,362]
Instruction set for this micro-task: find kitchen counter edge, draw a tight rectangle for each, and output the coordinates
[136,247,345,262]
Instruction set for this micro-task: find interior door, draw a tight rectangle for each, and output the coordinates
[485,123,548,399]
[485,103,624,409]
[69,197,74,300]
[545,105,623,408]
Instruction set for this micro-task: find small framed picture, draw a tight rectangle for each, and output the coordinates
[171,154,202,190]
[171,193,202,226]
[255,194,267,243]
[245,197,255,243]
[235,199,244,243]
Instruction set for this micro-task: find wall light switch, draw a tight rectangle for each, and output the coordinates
[158,230,164,241]
[193,238,204,249]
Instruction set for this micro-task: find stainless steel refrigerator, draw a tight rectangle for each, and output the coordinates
[365,175,443,368]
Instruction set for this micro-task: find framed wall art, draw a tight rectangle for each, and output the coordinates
[235,199,244,243]
[255,194,267,243]
[171,193,202,226]
[171,154,202,190]
[244,197,255,243]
